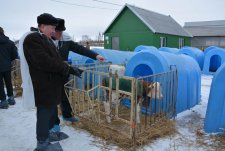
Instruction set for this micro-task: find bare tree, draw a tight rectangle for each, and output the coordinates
[82,35,91,42]
[98,32,103,42]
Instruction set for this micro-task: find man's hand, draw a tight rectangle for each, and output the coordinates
[69,66,83,78]
[96,55,105,62]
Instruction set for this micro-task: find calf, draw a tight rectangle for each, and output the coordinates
[102,77,163,105]
[102,77,163,123]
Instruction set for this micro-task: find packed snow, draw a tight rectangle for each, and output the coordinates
[0,74,224,151]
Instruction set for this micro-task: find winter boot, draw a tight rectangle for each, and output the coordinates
[63,116,79,123]
[0,100,9,109]
[49,125,60,133]
[34,139,50,151]
[46,142,63,151]
[49,131,69,142]
[7,96,15,105]
[34,140,63,151]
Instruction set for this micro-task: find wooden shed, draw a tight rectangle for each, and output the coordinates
[184,20,225,50]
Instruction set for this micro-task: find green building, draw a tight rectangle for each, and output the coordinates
[104,4,192,51]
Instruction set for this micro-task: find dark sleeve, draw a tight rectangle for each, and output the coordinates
[69,41,98,60]
[24,34,69,75]
[10,41,18,61]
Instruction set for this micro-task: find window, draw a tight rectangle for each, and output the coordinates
[160,37,167,47]
[179,38,185,48]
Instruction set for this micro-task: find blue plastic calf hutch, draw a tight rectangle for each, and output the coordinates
[178,47,204,70]
[204,64,225,133]
[159,47,179,54]
[203,47,225,74]
[204,46,218,54]
[125,47,201,114]
[81,48,134,65]
[68,51,84,65]
[134,45,158,53]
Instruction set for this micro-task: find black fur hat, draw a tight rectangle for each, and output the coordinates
[37,13,58,26]
[56,18,66,31]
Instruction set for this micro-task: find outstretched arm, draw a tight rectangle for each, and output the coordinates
[69,41,105,61]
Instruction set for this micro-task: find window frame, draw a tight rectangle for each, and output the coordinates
[179,38,185,48]
[160,37,167,47]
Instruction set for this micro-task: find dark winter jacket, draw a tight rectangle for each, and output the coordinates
[23,32,69,107]
[0,33,18,72]
[57,40,98,61]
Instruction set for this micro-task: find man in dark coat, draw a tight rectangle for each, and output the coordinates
[23,13,82,151]
[50,18,105,132]
[0,27,18,109]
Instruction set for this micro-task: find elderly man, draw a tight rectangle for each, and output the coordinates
[22,13,81,151]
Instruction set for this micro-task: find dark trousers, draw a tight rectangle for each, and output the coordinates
[36,106,57,141]
[54,76,72,125]
[0,70,13,100]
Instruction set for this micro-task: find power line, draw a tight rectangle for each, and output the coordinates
[50,0,120,10]
[92,0,123,6]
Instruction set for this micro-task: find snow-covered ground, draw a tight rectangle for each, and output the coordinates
[0,74,224,151]
[90,46,104,49]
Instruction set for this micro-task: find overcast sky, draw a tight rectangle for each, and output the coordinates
[1,0,225,41]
